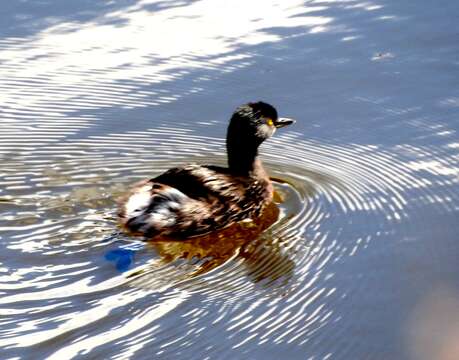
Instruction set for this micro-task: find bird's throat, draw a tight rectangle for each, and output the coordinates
[227,140,262,175]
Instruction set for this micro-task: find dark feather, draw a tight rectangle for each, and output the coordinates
[117,101,293,240]
[119,164,272,238]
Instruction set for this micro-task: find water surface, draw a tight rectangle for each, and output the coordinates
[1,0,459,359]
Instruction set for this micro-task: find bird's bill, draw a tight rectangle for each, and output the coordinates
[274,117,295,128]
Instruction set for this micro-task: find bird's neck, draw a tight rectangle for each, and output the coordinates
[226,138,265,177]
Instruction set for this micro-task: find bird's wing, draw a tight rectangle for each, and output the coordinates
[151,164,246,204]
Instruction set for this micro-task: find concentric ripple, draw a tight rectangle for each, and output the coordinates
[1,122,458,359]
[0,0,457,358]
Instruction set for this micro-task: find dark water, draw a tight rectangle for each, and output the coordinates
[1,0,459,359]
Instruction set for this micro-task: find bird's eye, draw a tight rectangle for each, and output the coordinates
[266,118,274,126]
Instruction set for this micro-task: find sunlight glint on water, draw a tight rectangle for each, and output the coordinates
[1,0,459,359]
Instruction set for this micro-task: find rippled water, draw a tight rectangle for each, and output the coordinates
[1,0,459,359]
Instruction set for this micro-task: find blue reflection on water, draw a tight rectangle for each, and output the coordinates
[105,248,136,272]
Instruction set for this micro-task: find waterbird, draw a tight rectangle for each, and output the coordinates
[118,101,295,240]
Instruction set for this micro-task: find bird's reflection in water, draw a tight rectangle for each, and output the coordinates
[126,192,296,289]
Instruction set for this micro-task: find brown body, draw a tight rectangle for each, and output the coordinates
[118,161,273,238]
[117,101,294,240]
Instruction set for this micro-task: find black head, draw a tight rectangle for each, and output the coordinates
[226,101,295,173]
[227,101,294,144]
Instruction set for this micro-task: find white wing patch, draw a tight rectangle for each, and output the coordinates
[124,185,152,217]
[148,207,176,228]
[124,184,190,231]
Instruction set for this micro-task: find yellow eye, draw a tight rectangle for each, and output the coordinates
[266,118,274,126]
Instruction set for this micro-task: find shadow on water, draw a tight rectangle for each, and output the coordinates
[0,0,458,359]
